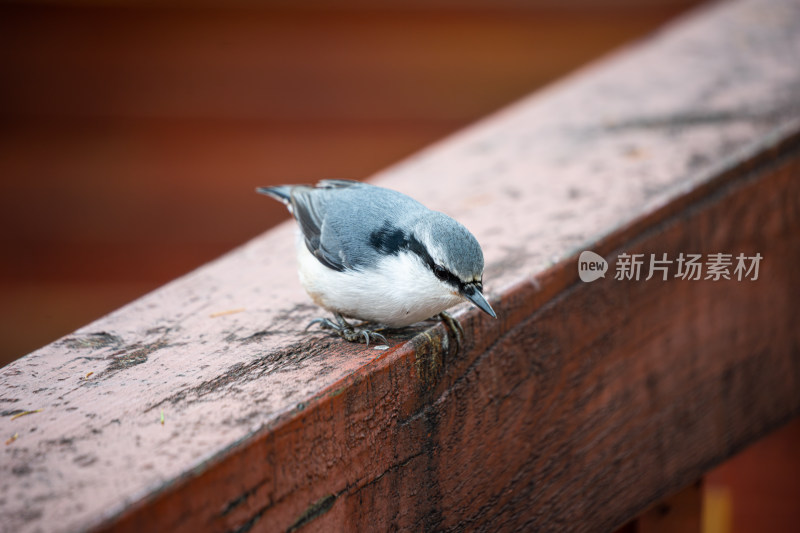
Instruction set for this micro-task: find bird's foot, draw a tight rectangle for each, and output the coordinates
[306,313,388,346]
[438,311,464,352]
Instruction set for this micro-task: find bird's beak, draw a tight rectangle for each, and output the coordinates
[462,285,497,319]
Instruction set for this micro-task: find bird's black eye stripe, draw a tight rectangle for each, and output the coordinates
[406,235,462,288]
[371,227,467,290]
[431,263,462,288]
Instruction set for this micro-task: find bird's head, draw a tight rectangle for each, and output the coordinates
[410,212,496,319]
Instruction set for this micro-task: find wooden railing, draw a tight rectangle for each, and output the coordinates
[3,0,800,531]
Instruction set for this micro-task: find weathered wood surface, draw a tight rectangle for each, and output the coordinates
[2,0,800,531]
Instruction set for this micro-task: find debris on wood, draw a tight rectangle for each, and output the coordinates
[10,409,42,421]
[210,308,245,318]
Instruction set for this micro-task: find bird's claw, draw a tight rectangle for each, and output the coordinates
[438,311,464,353]
[305,317,338,331]
[307,313,387,346]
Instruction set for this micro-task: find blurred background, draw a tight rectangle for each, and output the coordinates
[1,1,798,531]
[0,0,702,365]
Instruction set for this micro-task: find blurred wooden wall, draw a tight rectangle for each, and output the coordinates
[0,0,699,364]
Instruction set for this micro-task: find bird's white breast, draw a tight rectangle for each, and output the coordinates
[294,232,462,327]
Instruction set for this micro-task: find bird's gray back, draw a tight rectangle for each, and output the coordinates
[291,182,428,272]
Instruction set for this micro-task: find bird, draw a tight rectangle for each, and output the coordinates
[257,180,496,345]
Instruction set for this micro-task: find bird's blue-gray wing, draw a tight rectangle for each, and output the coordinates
[290,182,421,272]
[286,187,351,272]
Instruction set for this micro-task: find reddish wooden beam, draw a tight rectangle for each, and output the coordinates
[2,0,800,531]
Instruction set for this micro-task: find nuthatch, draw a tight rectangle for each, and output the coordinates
[258,180,495,345]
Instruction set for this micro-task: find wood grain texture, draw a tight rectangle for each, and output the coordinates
[2,0,800,531]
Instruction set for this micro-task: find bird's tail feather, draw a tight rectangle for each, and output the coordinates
[256,186,293,205]
[316,179,360,189]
